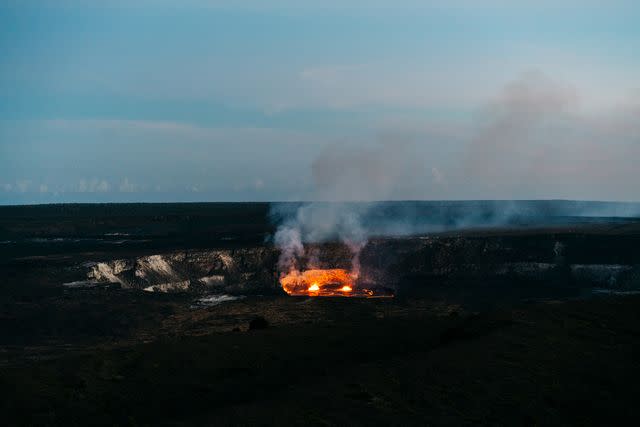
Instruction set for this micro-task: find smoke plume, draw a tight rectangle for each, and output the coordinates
[271,71,640,278]
[271,139,424,277]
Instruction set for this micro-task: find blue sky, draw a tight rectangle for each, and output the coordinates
[1,1,639,203]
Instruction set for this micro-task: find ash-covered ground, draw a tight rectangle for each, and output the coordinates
[1,202,640,425]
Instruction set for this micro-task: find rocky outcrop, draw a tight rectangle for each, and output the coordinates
[69,235,639,294]
[80,248,279,294]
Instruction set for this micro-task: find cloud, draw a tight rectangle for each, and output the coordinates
[2,119,325,200]
[1,69,639,202]
[79,178,111,193]
[42,119,324,146]
[296,64,472,110]
[119,177,136,192]
[431,167,445,185]
[25,0,638,11]
[286,52,638,113]
[15,180,31,193]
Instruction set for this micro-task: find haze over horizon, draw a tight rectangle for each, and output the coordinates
[1,1,639,204]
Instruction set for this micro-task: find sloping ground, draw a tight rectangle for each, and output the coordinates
[2,295,639,425]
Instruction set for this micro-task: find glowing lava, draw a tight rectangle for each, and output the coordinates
[280,268,387,297]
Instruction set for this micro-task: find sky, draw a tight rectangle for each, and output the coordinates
[1,1,639,204]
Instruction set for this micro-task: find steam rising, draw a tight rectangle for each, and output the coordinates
[272,203,370,277]
[462,71,640,200]
[272,141,416,276]
[271,71,640,277]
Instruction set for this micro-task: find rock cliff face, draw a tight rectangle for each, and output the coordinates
[80,247,280,294]
[69,233,640,295]
[371,235,640,293]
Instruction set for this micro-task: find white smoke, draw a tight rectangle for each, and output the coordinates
[271,70,640,278]
[271,140,421,278]
[273,225,305,273]
[272,202,371,278]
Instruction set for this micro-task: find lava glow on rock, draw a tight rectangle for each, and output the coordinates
[280,268,388,297]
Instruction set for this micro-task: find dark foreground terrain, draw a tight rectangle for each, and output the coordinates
[1,202,640,425]
[2,293,640,426]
